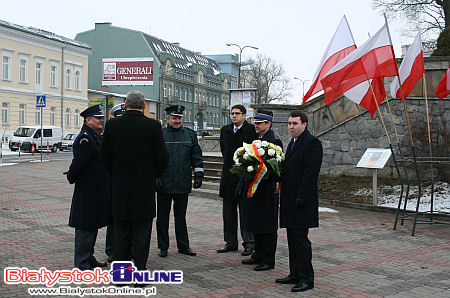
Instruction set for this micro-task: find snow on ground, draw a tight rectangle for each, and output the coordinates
[353,182,450,213]
[319,207,338,213]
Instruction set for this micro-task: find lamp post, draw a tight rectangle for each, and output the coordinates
[293,77,310,98]
[226,43,258,88]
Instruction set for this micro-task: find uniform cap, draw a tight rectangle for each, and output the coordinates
[165,105,185,117]
[254,109,273,123]
[80,104,104,118]
[111,103,126,117]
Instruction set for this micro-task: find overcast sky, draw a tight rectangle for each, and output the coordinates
[2,0,422,104]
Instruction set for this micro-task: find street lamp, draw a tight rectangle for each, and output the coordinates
[293,77,310,98]
[226,43,258,88]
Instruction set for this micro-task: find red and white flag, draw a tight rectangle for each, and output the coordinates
[435,66,450,99]
[321,23,398,105]
[343,78,386,118]
[390,33,424,99]
[302,16,356,104]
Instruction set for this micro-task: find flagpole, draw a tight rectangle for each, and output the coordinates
[385,14,422,235]
[422,73,435,220]
[385,96,409,230]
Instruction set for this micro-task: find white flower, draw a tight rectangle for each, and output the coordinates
[234,158,239,164]
[254,141,261,148]
[247,166,254,172]
[268,148,276,156]
[261,140,269,147]
[276,155,282,162]
[258,148,265,156]
[236,161,242,166]
[243,153,250,160]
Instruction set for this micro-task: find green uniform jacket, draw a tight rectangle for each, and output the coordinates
[160,125,204,194]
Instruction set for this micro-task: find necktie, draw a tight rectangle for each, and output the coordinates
[290,139,296,151]
[233,127,238,134]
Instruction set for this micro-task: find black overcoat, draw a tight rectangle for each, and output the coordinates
[219,121,257,200]
[279,130,323,229]
[68,124,111,230]
[242,130,282,233]
[100,110,169,221]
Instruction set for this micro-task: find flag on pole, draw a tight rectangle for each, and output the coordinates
[343,78,386,118]
[302,15,356,104]
[390,33,425,99]
[435,66,450,99]
[321,23,398,105]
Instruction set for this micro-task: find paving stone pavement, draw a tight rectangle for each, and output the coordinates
[0,160,449,297]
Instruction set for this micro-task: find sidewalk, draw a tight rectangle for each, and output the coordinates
[0,160,449,297]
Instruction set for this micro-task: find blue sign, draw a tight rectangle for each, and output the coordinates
[36,95,46,107]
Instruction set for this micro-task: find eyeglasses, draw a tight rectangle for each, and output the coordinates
[230,112,243,115]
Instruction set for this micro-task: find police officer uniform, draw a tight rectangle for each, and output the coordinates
[156,105,204,257]
[67,104,111,270]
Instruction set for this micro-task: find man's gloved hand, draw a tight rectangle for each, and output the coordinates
[193,177,202,189]
[235,187,243,197]
[296,198,307,209]
[156,178,163,192]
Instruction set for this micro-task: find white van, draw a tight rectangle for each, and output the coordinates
[9,126,63,153]
[60,133,78,151]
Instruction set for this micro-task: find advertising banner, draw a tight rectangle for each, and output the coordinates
[102,58,154,85]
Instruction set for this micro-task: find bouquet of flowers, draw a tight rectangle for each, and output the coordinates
[230,140,285,197]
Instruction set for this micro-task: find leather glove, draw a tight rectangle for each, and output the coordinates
[156,178,163,192]
[235,187,243,197]
[193,177,202,189]
[296,198,307,209]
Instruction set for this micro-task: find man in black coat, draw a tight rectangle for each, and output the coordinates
[67,104,111,270]
[239,110,282,271]
[100,90,169,270]
[218,104,256,256]
[275,110,323,293]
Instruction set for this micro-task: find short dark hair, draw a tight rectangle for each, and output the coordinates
[289,110,308,128]
[231,104,246,114]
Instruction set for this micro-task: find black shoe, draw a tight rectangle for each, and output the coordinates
[107,256,113,263]
[275,276,299,284]
[88,256,107,268]
[291,282,314,292]
[217,244,238,253]
[242,258,259,265]
[159,249,168,257]
[178,248,196,256]
[254,263,274,271]
[241,247,254,256]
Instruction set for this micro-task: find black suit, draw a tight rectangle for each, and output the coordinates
[280,129,322,284]
[242,130,282,266]
[100,110,169,270]
[219,120,257,249]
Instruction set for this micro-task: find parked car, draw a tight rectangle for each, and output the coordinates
[60,133,78,151]
[9,126,63,153]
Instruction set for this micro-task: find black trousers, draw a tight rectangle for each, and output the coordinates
[113,218,152,270]
[156,193,190,251]
[105,224,114,258]
[286,228,314,284]
[74,229,98,270]
[222,199,254,248]
[252,232,277,266]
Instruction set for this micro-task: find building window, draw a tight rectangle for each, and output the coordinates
[19,104,25,125]
[163,84,167,97]
[168,85,172,98]
[35,60,43,89]
[2,51,12,81]
[50,63,58,87]
[2,103,8,125]
[35,107,41,125]
[50,107,55,125]
[66,68,72,89]
[65,108,70,127]
[74,70,81,91]
[19,56,28,83]
[74,109,79,127]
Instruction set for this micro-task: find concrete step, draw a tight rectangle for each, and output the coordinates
[203,160,223,170]
[203,175,221,183]
[203,154,223,163]
[205,168,222,177]
[192,188,220,200]
[201,181,220,191]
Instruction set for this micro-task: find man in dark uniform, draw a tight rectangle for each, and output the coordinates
[275,110,323,293]
[239,110,282,271]
[218,104,256,256]
[104,103,127,263]
[156,105,203,258]
[67,104,111,270]
[100,90,169,271]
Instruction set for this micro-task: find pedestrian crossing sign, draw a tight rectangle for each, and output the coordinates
[36,95,46,107]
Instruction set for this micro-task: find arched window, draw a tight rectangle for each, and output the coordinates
[66,69,72,89]
[74,109,79,127]
[198,70,204,84]
[74,71,81,91]
[65,108,71,127]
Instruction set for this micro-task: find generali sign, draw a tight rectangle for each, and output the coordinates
[102,57,154,85]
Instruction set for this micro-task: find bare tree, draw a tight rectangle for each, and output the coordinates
[373,0,449,38]
[240,54,291,104]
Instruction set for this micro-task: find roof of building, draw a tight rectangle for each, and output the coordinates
[0,19,91,50]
